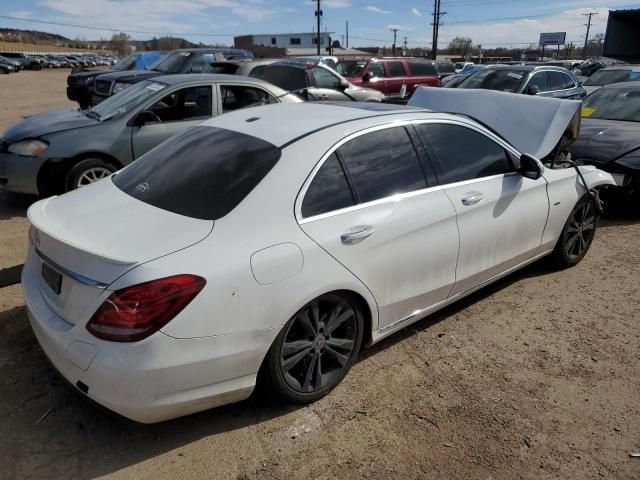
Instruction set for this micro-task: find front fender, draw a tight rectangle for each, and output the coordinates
[578,165,616,190]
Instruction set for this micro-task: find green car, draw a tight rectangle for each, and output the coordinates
[0,74,300,196]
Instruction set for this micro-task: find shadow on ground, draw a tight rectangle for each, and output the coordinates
[0,190,36,220]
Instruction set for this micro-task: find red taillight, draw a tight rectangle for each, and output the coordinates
[87,275,206,342]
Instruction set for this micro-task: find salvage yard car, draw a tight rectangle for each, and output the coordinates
[22,90,614,423]
[262,60,384,102]
[581,64,640,95]
[0,74,300,195]
[91,48,253,104]
[571,81,640,200]
[457,65,586,99]
[67,51,165,109]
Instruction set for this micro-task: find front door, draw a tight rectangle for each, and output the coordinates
[414,122,549,296]
[384,61,409,96]
[131,85,213,158]
[298,126,459,327]
[308,65,353,101]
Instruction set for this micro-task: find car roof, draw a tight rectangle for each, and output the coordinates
[151,73,276,86]
[198,102,433,148]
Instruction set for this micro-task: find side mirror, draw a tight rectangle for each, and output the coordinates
[525,84,540,95]
[519,153,542,180]
[132,110,157,127]
[362,71,373,82]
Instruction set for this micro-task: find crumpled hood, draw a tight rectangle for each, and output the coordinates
[2,108,99,142]
[408,87,582,159]
[570,118,640,165]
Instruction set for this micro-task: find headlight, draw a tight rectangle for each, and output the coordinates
[8,140,49,156]
[112,82,131,94]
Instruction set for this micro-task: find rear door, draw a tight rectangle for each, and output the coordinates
[546,70,581,99]
[131,85,214,158]
[298,125,459,328]
[415,121,549,296]
[384,61,409,96]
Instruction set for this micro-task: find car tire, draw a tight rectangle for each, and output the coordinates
[552,194,598,268]
[65,158,117,191]
[263,293,364,404]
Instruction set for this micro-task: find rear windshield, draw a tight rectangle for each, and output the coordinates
[263,65,307,91]
[458,68,528,93]
[583,69,640,86]
[113,126,281,220]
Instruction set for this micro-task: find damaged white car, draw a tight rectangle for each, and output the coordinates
[22,89,615,423]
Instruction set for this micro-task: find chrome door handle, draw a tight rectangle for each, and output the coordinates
[341,225,375,245]
[461,192,484,206]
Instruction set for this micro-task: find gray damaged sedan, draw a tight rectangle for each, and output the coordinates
[0,74,301,195]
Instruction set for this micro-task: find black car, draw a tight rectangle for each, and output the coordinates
[91,48,252,104]
[571,81,640,200]
[67,51,164,109]
[0,52,40,70]
[0,55,21,72]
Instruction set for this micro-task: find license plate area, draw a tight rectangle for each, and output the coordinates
[41,262,62,295]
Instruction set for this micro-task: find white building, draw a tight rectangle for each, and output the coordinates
[235,32,333,50]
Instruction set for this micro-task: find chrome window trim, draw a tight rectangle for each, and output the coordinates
[295,117,523,224]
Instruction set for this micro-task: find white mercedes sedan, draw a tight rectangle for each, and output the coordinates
[22,91,615,423]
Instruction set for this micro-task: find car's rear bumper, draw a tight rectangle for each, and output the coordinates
[0,151,46,195]
[22,249,275,423]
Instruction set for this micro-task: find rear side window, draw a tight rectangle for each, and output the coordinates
[263,65,307,91]
[114,126,281,220]
[407,62,437,76]
[548,71,575,90]
[302,154,355,217]
[248,65,266,78]
[338,127,426,203]
[415,124,513,184]
[386,62,406,77]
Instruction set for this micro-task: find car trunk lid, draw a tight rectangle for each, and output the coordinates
[26,178,213,325]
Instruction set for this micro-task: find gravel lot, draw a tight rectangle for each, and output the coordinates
[1,70,639,480]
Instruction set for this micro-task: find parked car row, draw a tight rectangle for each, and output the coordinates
[0,52,116,73]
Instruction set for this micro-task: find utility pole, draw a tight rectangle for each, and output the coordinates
[582,11,598,59]
[403,36,408,56]
[346,20,349,48]
[314,0,322,55]
[431,0,446,60]
[390,27,399,56]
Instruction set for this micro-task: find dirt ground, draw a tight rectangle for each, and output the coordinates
[0,70,639,480]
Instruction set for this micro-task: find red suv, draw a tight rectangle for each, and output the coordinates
[336,58,447,97]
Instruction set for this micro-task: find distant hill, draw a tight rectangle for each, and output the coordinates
[0,28,225,52]
[0,28,71,45]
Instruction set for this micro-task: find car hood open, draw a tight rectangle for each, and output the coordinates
[408,87,582,159]
[570,118,640,165]
[2,108,99,142]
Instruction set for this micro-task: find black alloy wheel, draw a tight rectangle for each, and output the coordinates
[553,195,597,267]
[265,293,363,403]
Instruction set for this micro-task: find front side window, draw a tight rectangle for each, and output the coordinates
[338,127,426,203]
[148,86,212,122]
[114,126,281,220]
[366,61,385,78]
[387,62,406,77]
[415,123,513,184]
[312,66,341,89]
[302,154,355,218]
[220,85,272,112]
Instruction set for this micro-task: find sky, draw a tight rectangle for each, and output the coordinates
[1,0,638,48]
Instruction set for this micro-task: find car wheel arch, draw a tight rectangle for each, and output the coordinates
[37,152,123,196]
